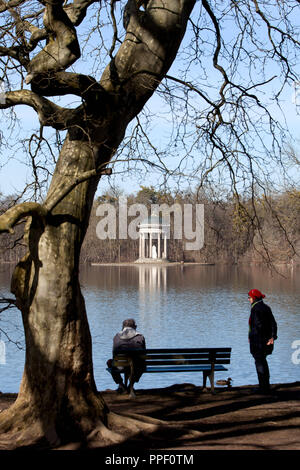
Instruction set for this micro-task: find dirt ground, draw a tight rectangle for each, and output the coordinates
[0,381,299,451]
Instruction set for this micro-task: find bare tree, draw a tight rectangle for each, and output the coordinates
[0,0,197,448]
[0,0,299,448]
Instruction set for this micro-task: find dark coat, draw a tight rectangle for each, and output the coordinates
[113,327,146,355]
[112,327,146,383]
[249,300,277,357]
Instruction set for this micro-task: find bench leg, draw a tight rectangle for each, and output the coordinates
[128,383,136,398]
[124,370,129,389]
[208,369,216,395]
[128,360,136,398]
[202,370,216,394]
[202,371,209,391]
[128,374,136,398]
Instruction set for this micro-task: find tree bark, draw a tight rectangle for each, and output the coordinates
[0,135,125,448]
[0,0,197,448]
[0,119,162,448]
[1,138,94,445]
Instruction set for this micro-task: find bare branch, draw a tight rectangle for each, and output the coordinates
[0,45,28,66]
[0,297,17,312]
[64,0,100,27]
[0,0,25,13]
[202,0,229,104]
[101,0,196,116]
[0,202,47,234]
[0,89,83,129]
[30,71,107,101]
[25,0,81,84]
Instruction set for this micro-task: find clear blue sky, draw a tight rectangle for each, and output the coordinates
[0,2,300,198]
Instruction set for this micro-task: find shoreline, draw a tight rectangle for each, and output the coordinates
[1,260,298,267]
[90,261,216,267]
[87,261,300,271]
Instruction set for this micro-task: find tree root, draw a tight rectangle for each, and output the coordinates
[80,411,203,450]
[0,399,162,450]
[0,398,203,450]
[0,399,62,449]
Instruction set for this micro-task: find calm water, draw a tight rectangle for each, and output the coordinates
[0,263,299,393]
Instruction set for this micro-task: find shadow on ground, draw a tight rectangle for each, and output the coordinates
[101,381,300,450]
[0,382,299,450]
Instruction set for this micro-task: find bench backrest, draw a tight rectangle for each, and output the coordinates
[113,347,231,367]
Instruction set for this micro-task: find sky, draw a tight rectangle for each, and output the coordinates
[0,1,300,198]
[1,76,299,198]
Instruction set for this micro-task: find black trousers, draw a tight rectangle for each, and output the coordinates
[252,352,270,391]
[107,358,145,386]
[110,367,129,386]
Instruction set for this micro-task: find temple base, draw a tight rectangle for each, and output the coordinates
[134,258,170,264]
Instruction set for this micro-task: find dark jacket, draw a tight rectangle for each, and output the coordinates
[112,327,146,383]
[249,300,277,356]
[113,327,146,355]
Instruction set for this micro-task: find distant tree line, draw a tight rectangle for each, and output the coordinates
[81,185,300,266]
[1,186,299,266]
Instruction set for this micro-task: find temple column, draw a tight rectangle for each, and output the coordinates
[158,231,161,259]
[149,232,153,258]
[139,233,142,259]
[163,232,167,259]
[146,233,149,258]
[142,233,145,259]
[143,233,147,258]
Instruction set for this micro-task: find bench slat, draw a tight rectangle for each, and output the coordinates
[113,359,230,366]
[136,348,231,354]
[106,364,228,373]
[114,352,231,358]
[136,353,231,360]
[144,359,231,365]
[113,355,230,361]
[145,365,227,373]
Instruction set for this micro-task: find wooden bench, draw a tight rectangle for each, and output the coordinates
[107,347,231,396]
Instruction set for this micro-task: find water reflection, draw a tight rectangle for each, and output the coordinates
[138,265,167,292]
[0,263,299,392]
[78,263,300,295]
[138,266,167,320]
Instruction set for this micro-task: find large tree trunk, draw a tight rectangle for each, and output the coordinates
[0,128,161,448]
[0,0,197,448]
[0,136,129,448]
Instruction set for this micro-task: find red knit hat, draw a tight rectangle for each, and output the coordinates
[248,289,265,300]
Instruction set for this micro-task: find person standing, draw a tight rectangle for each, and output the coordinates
[248,289,278,394]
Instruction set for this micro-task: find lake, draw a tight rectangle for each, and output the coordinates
[0,263,299,393]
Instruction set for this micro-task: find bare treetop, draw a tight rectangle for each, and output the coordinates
[0,1,299,195]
